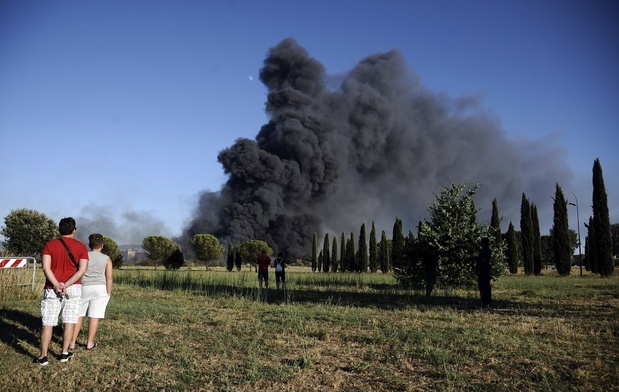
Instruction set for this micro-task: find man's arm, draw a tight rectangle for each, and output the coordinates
[42,254,64,292]
[64,258,88,287]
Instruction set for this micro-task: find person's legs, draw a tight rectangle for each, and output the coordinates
[70,316,84,350]
[62,323,75,353]
[86,318,100,348]
[40,325,53,358]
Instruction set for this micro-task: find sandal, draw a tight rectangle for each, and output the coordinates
[86,343,98,351]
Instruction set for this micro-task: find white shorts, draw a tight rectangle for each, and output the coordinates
[41,285,82,326]
[79,285,110,318]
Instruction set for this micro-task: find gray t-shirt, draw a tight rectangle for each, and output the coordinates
[82,251,109,286]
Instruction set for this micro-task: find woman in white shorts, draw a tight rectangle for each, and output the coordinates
[70,233,113,351]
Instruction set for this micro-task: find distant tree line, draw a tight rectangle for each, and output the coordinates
[1,160,614,280]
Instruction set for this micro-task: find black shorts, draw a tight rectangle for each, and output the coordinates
[275,270,285,283]
[258,270,268,281]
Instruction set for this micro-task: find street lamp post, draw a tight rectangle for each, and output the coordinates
[569,192,583,276]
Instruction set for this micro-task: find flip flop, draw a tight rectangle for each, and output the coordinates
[86,343,98,351]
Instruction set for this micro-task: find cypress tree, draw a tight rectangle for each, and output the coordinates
[585,216,596,273]
[318,250,323,272]
[531,204,542,275]
[553,184,572,275]
[592,158,614,276]
[311,232,318,272]
[520,193,534,275]
[349,232,356,271]
[331,236,339,272]
[392,217,405,271]
[379,230,389,273]
[369,222,378,273]
[506,221,519,274]
[322,233,330,272]
[340,232,346,272]
[358,223,368,272]
[491,198,502,246]
[226,243,235,272]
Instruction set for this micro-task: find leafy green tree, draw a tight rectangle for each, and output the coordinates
[190,234,225,269]
[506,221,519,274]
[331,236,339,272]
[311,232,318,272]
[142,235,179,270]
[102,236,124,269]
[358,223,368,272]
[531,204,542,275]
[238,240,272,270]
[591,159,614,276]
[520,193,534,275]
[322,233,330,272]
[379,230,389,273]
[369,222,378,273]
[391,217,404,271]
[396,181,504,288]
[1,209,59,256]
[164,248,184,270]
[552,184,572,276]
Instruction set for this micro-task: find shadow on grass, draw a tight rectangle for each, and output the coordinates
[0,308,55,358]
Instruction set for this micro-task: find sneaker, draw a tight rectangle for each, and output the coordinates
[34,356,49,366]
[59,352,74,363]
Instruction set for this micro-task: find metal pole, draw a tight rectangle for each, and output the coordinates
[569,192,583,276]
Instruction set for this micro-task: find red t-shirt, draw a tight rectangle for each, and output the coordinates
[41,237,89,289]
[257,254,271,271]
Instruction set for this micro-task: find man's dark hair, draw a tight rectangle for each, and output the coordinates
[59,217,76,235]
[88,233,104,250]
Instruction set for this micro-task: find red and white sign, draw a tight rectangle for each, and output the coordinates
[0,258,28,268]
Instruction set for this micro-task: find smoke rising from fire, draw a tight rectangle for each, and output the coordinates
[183,38,572,256]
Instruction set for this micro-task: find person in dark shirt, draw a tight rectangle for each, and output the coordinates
[256,250,271,289]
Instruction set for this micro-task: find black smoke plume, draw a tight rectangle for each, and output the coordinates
[182,38,572,256]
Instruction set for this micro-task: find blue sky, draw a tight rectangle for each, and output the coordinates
[1,0,617,245]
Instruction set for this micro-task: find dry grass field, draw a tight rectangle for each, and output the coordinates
[1,266,617,391]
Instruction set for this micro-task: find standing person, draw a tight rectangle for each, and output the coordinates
[70,233,113,351]
[476,237,493,307]
[274,252,287,290]
[256,249,271,289]
[36,217,88,365]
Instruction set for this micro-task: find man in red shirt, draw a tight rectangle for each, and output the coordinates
[36,217,89,366]
[256,249,271,289]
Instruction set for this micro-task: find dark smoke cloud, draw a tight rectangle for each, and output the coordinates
[183,38,572,256]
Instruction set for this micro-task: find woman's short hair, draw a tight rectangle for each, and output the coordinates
[88,233,104,250]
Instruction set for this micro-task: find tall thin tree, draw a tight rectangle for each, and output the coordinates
[553,184,572,276]
[490,198,502,246]
[392,217,405,271]
[358,223,368,272]
[322,233,330,272]
[331,236,339,272]
[591,158,614,276]
[379,230,389,273]
[520,193,534,275]
[369,222,378,273]
[506,221,519,274]
[531,203,542,275]
[340,232,346,272]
